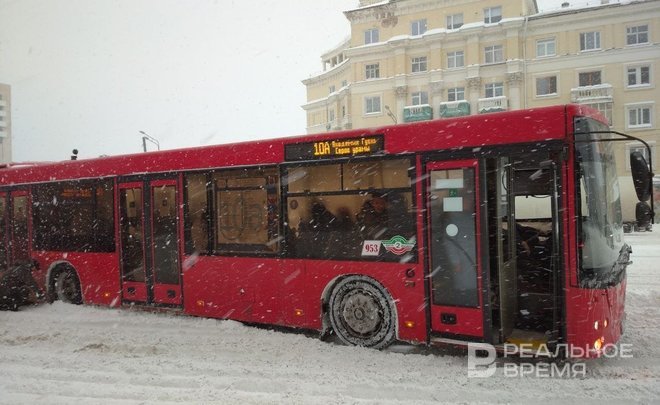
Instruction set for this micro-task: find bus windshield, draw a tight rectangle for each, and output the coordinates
[575,117,625,288]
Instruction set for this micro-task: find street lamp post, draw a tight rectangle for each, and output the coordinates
[384,105,398,124]
[139,130,160,152]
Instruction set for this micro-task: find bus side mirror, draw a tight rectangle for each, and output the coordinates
[636,201,652,230]
[630,151,652,202]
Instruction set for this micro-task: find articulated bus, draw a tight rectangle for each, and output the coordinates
[0,105,653,356]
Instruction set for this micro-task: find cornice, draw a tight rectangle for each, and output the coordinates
[529,0,660,27]
[344,0,491,25]
[302,61,351,86]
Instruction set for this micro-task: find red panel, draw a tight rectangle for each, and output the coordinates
[430,306,484,337]
[122,281,147,302]
[33,251,121,306]
[564,281,626,358]
[182,254,428,343]
[153,284,181,305]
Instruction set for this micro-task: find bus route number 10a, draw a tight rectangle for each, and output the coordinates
[313,141,331,156]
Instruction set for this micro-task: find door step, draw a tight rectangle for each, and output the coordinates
[505,329,549,349]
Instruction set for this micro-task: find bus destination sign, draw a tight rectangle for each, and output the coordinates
[285,135,384,161]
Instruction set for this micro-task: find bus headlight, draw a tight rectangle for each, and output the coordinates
[594,337,604,351]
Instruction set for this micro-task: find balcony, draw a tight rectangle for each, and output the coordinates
[340,114,352,130]
[403,104,433,123]
[439,101,471,118]
[478,96,508,113]
[570,84,613,103]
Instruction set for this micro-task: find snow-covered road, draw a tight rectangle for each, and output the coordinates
[1,232,658,404]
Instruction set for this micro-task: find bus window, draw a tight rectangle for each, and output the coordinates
[184,173,210,255]
[32,180,115,252]
[212,167,280,255]
[285,158,416,262]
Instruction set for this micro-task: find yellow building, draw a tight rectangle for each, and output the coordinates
[0,84,11,164]
[302,0,659,221]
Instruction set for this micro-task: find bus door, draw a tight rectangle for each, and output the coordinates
[149,179,181,305]
[488,155,561,347]
[119,182,147,303]
[426,160,485,339]
[9,191,30,267]
[493,158,517,344]
[118,179,182,306]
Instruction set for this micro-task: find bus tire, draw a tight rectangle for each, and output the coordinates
[54,268,83,305]
[328,276,396,350]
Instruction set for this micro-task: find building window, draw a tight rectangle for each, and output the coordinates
[329,85,335,93]
[447,51,464,68]
[365,28,379,44]
[627,65,651,87]
[536,76,557,96]
[365,63,380,79]
[484,6,502,24]
[341,80,348,87]
[580,31,601,51]
[579,71,601,87]
[447,87,465,102]
[627,104,653,128]
[411,91,429,106]
[411,19,427,36]
[485,82,504,98]
[585,102,613,126]
[484,45,504,64]
[626,25,649,46]
[447,13,463,30]
[412,56,427,73]
[365,96,382,114]
[536,38,556,57]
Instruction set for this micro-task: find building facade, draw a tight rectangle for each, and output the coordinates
[302,0,660,221]
[0,84,11,164]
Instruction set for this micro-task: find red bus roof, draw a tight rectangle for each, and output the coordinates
[0,104,594,186]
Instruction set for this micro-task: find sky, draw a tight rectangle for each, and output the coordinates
[0,0,606,161]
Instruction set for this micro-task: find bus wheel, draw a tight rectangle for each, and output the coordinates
[54,268,83,305]
[328,276,396,349]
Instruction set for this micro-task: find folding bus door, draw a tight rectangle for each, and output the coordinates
[118,179,182,306]
[149,179,181,305]
[426,160,486,339]
[119,182,148,303]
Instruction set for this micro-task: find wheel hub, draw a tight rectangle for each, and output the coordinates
[342,291,381,335]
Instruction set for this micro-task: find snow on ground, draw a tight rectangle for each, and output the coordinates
[1,232,658,404]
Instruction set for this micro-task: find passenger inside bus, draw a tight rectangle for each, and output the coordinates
[357,192,389,240]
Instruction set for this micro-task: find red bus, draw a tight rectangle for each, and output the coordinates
[0,105,653,356]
